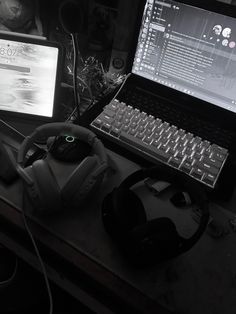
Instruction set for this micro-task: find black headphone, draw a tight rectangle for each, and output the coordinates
[102,166,209,266]
[16,122,108,214]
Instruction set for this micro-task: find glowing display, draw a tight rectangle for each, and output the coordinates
[0,38,59,117]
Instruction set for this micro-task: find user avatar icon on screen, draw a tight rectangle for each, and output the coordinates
[213,25,222,35]
[222,39,229,46]
[222,27,231,38]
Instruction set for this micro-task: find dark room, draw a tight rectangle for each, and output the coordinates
[0,0,236,313]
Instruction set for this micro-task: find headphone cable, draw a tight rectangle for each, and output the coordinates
[0,193,53,313]
[71,32,81,117]
[21,191,54,314]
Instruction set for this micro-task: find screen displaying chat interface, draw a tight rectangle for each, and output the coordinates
[0,38,59,117]
[132,0,236,113]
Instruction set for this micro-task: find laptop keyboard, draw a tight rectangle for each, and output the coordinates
[90,98,229,189]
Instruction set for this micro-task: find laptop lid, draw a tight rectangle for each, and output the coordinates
[126,0,236,132]
[0,31,62,125]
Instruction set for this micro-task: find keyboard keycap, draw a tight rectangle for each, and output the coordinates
[203,173,217,185]
[191,168,204,179]
[128,128,137,136]
[103,107,116,117]
[92,118,102,128]
[180,160,192,173]
[110,127,120,137]
[136,132,145,140]
[168,157,182,168]
[143,136,152,144]
[101,123,111,132]
[213,152,226,162]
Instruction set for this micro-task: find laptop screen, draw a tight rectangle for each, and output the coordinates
[132,0,236,113]
[0,33,60,119]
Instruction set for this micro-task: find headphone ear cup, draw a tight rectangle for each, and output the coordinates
[28,159,61,213]
[128,217,181,264]
[102,188,147,241]
[61,155,99,206]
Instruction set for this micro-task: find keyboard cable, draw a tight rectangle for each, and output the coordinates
[110,72,131,104]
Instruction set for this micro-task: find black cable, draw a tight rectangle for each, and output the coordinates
[0,192,54,313]
[71,32,80,117]
[21,191,54,314]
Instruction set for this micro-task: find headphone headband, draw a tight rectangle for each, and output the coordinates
[17,122,107,166]
[116,165,209,255]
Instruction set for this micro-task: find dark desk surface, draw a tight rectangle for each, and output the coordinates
[1,146,236,314]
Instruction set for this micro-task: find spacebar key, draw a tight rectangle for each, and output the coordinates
[120,132,170,162]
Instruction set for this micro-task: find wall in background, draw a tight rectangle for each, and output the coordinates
[39,0,236,74]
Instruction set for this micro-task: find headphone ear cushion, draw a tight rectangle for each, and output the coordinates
[30,159,61,212]
[61,155,99,205]
[128,217,181,264]
[102,188,147,240]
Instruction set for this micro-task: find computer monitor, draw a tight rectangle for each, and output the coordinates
[0,32,62,122]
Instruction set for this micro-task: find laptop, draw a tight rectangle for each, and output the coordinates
[0,31,63,137]
[90,0,236,190]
